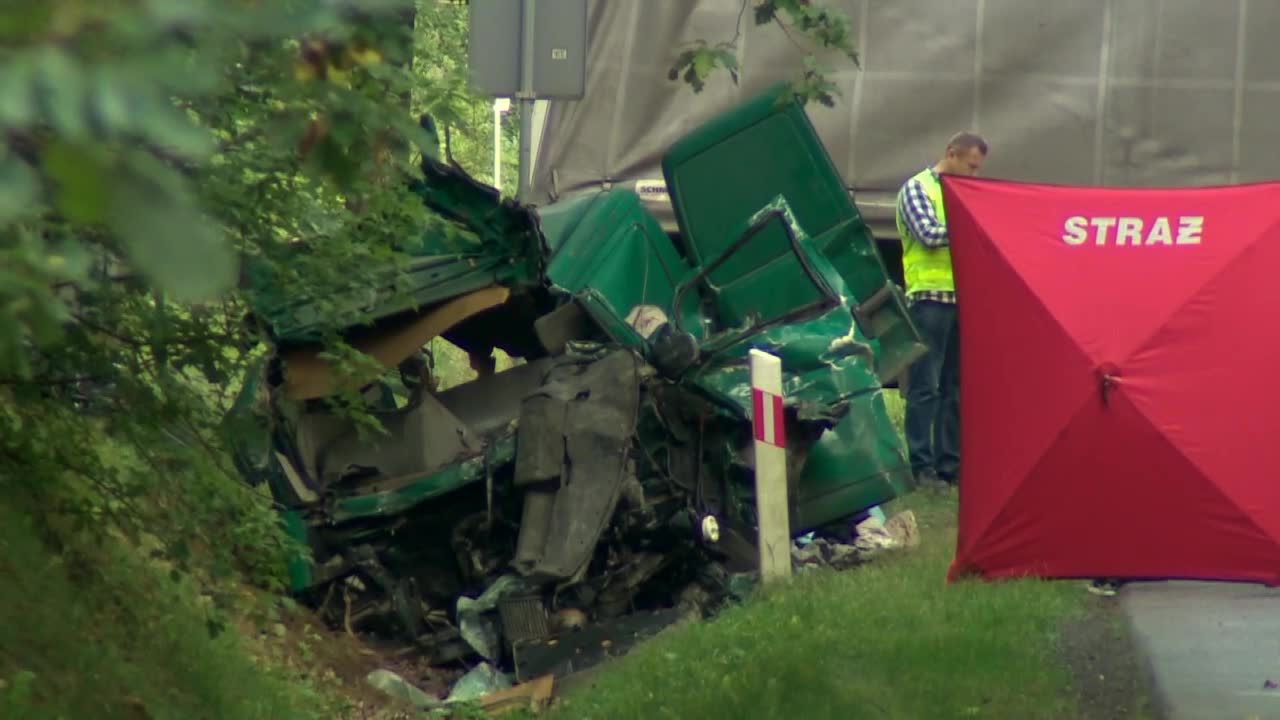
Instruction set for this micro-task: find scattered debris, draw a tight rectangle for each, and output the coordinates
[854,510,920,555]
[457,575,532,661]
[366,669,441,710]
[791,537,862,571]
[792,509,920,570]
[511,608,684,683]
[551,608,587,633]
[477,674,556,717]
[446,663,512,704]
[726,573,758,602]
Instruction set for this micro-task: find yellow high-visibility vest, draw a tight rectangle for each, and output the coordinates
[895,168,955,294]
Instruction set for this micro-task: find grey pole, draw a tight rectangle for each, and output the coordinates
[516,0,536,202]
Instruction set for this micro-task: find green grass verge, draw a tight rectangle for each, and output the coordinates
[0,502,345,720]
[545,491,1088,720]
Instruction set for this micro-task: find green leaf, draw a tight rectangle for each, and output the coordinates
[143,0,215,27]
[119,48,223,97]
[715,48,739,71]
[3,670,36,704]
[89,67,133,135]
[33,47,89,138]
[714,48,740,85]
[754,1,778,25]
[691,50,716,81]
[89,67,214,159]
[312,135,363,190]
[0,155,40,224]
[139,104,215,160]
[388,113,438,157]
[106,154,236,302]
[0,3,51,42]
[43,141,108,224]
[0,53,37,128]
[0,310,30,378]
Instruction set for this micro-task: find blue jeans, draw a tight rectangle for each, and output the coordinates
[904,300,960,482]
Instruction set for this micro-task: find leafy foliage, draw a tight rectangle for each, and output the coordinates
[0,0,437,567]
[668,0,860,107]
[412,0,519,196]
[0,0,495,713]
[670,41,741,93]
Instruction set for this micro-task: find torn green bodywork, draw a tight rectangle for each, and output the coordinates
[654,83,925,529]
[678,198,906,529]
[243,154,549,347]
[536,190,907,534]
[540,187,703,342]
[662,81,926,385]
[531,85,918,535]
[328,434,514,524]
[680,196,881,414]
[794,391,908,529]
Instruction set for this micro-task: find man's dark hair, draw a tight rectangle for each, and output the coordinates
[946,131,988,156]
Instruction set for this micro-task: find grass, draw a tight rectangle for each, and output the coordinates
[544,488,1090,720]
[882,387,906,435]
[0,501,349,720]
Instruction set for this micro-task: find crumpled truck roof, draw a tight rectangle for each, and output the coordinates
[243,153,549,347]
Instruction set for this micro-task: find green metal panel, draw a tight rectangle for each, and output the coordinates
[685,196,881,419]
[792,392,910,531]
[536,189,607,256]
[684,228,907,529]
[663,88,849,279]
[280,510,313,593]
[671,195,841,335]
[810,218,925,383]
[660,94,917,527]
[662,82,926,383]
[542,188,702,340]
[690,304,881,418]
[329,434,515,524]
[244,254,530,346]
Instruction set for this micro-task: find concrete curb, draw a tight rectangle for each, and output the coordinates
[1120,581,1280,720]
[1118,587,1171,720]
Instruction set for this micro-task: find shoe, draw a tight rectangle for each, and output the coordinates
[913,469,944,493]
[1086,579,1121,597]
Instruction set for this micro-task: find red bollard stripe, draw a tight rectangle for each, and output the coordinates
[751,388,786,448]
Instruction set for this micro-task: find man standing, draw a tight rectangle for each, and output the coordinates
[895,132,988,491]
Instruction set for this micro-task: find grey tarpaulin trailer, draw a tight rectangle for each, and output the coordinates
[527,0,1279,283]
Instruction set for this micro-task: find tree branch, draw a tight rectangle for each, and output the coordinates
[71,312,147,348]
[0,375,108,387]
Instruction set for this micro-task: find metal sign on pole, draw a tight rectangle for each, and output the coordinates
[467,0,587,202]
[750,348,791,584]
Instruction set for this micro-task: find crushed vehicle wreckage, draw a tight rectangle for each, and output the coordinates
[224,83,928,684]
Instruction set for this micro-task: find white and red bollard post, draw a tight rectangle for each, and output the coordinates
[750,348,791,584]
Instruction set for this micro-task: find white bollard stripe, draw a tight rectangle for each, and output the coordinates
[750,348,791,584]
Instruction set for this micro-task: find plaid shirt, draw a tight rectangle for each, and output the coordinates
[908,289,956,305]
[897,168,955,305]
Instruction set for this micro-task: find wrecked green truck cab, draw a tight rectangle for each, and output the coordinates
[226,82,924,668]
[538,81,925,532]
